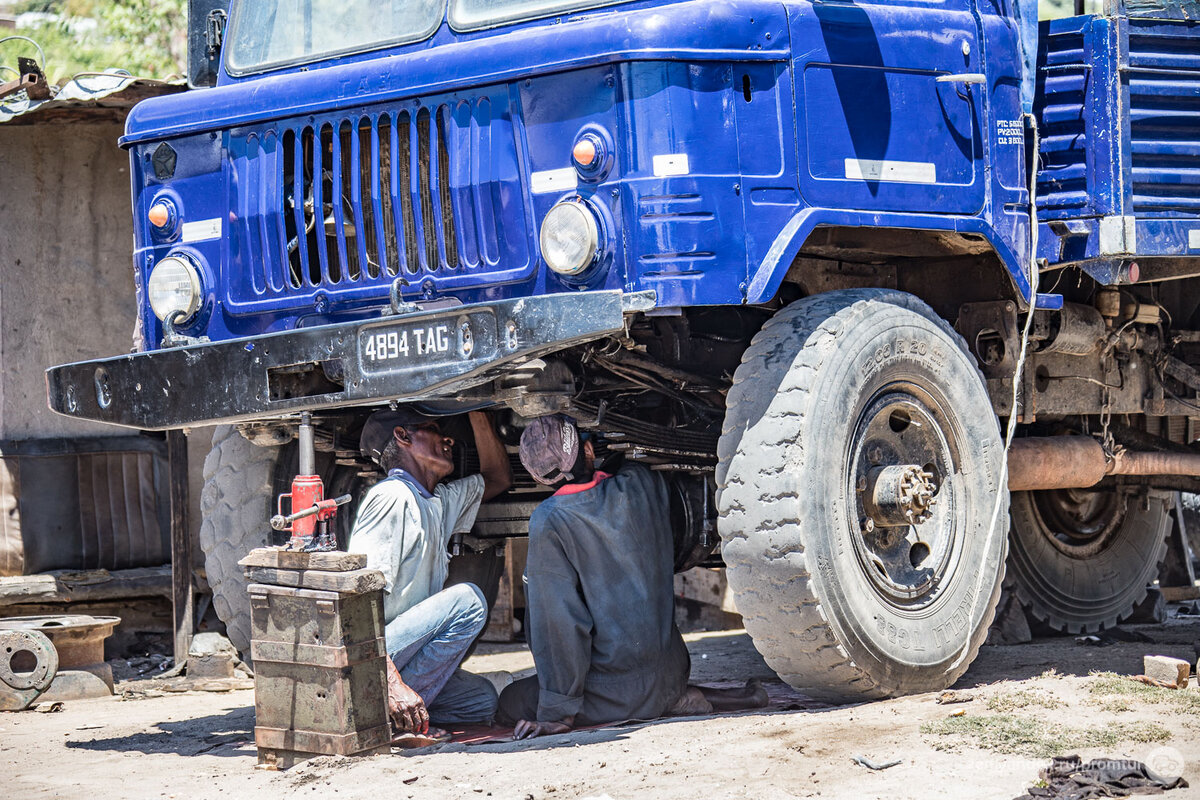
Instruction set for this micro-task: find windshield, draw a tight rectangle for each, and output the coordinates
[225,0,445,74]
[225,0,633,75]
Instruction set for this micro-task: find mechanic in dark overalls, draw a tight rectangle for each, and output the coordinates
[497,414,766,739]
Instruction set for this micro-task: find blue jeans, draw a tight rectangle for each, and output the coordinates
[385,582,497,725]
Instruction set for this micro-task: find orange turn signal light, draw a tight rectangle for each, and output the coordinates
[148,202,171,229]
[572,138,598,168]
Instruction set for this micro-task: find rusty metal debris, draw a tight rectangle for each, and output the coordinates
[0,629,58,711]
[935,690,975,705]
[0,615,119,701]
[0,57,51,102]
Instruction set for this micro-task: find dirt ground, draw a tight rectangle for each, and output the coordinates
[4,615,1200,800]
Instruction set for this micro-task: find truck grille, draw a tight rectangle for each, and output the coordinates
[228,95,528,308]
[1127,20,1200,213]
[283,108,467,284]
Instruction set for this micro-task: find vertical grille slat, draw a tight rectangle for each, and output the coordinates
[377,115,401,276]
[242,136,266,295]
[284,128,310,288]
[436,106,460,270]
[360,119,382,279]
[399,111,420,275]
[416,108,436,271]
[257,134,279,293]
[329,121,349,284]
[272,131,290,292]
[474,98,500,266]
[453,103,480,269]
[339,119,363,282]
[313,124,333,286]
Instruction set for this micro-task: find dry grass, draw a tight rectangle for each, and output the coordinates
[1086,672,1200,715]
[986,689,1064,713]
[921,713,1171,758]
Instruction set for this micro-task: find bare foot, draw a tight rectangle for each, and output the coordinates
[391,725,451,748]
[667,686,715,716]
[697,679,769,712]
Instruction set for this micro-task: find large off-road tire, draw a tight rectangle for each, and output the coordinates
[199,426,281,653]
[1007,487,1172,633]
[1181,493,1200,571]
[717,289,1008,702]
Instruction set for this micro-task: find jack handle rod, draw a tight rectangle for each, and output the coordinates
[270,494,353,531]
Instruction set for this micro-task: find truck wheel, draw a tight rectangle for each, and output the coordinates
[1007,488,1171,633]
[1181,493,1200,571]
[717,289,1007,702]
[199,426,280,654]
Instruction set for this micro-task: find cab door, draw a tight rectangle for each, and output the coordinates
[791,0,987,215]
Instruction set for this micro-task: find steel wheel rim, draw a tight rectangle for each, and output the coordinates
[846,385,961,606]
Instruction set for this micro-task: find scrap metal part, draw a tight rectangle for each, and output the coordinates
[0,615,120,701]
[0,58,51,102]
[0,629,59,711]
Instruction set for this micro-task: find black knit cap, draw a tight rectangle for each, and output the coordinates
[360,408,438,465]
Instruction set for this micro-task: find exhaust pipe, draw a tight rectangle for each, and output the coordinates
[1007,436,1200,491]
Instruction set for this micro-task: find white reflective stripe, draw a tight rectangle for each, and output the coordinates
[844,158,936,184]
[181,218,222,243]
[652,153,690,177]
[1190,229,1200,250]
[530,167,578,195]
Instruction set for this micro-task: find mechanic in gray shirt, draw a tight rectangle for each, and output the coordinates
[497,415,766,739]
[350,408,511,738]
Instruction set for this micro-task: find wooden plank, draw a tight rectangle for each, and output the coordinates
[1161,585,1200,603]
[0,566,173,606]
[674,567,740,614]
[239,548,366,572]
[168,430,194,665]
[244,567,385,594]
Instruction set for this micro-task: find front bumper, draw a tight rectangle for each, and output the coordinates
[47,291,652,431]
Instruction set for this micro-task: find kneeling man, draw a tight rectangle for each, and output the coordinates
[498,414,765,739]
[350,408,511,737]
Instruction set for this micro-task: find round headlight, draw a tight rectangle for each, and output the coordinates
[147,255,202,322]
[539,200,600,276]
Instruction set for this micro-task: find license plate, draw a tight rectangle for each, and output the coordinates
[357,311,495,375]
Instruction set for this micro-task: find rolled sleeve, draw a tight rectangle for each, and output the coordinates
[537,687,584,722]
[435,473,486,539]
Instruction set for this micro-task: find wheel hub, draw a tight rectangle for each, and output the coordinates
[848,389,958,604]
[862,464,939,526]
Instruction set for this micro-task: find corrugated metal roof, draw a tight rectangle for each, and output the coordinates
[0,73,184,125]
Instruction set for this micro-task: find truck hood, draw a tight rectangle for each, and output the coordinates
[122,0,789,146]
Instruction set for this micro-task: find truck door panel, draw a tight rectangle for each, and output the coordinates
[792,0,986,215]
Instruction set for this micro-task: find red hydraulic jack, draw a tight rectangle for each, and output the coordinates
[270,413,352,551]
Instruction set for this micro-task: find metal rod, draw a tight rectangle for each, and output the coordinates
[167,430,194,667]
[298,412,315,475]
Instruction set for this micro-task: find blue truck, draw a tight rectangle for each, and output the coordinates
[47,0,1200,701]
